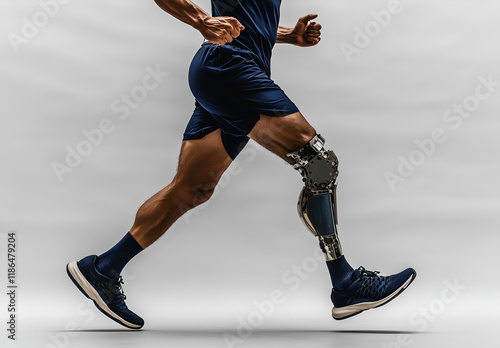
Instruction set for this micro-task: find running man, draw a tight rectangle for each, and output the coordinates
[67,0,416,329]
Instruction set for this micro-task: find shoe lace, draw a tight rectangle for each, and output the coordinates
[358,266,380,278]
[107,276,127,309]
[354,266,385,300]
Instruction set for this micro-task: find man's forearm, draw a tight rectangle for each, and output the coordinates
[276,26,294,44]
[153,0,209,31]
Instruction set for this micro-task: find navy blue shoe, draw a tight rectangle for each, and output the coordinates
[66,255,144,329]
[331,266,416,320]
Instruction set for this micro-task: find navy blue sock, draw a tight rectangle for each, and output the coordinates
[326,255,354,291]
[95,232,143,278]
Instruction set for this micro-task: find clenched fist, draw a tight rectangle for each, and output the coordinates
[199,16,245,45]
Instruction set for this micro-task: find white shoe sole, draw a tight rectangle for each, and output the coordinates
[331,272,415,320]
[67,261,142,329]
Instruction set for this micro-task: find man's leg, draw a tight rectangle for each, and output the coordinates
[129,129,233,248]
[67,129,232,329]
[250,112,416,320]
[249,111,354,287]
[94,129,232,278]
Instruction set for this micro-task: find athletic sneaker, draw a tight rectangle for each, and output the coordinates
[66,255,144,329]
[331,266,416,320]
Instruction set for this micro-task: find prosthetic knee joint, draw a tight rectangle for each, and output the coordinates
[287,134,343,261]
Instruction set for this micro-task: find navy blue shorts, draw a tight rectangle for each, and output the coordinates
[183,43,299,159]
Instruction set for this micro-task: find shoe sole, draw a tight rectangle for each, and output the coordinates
[66,261,143,329]
[331,270,417,320]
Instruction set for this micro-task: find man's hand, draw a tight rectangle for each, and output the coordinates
[199,16,245,45]
[152,0,244,45]
[278,14,322,47]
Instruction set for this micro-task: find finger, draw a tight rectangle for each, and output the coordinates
[306,37,320,44]
[229,25,240,38]
[228,17,245,32]
[305,31,321,38]
[299,14,318,25]
[306,33,321,39]
[224,32,233,44]
[306,29,321,35]
[304,35,321,41]
[211,37,226,46]
[308,23,322,30]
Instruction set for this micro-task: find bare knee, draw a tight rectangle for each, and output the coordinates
[296,125,316,148]
[190,183,217,206]
[285,113,316,148]
[174,179,218,211]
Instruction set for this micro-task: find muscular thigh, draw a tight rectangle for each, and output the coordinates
[176,129,233,189]
[249,112,317,163]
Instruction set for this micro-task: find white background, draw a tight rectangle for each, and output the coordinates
[1,0,500,347]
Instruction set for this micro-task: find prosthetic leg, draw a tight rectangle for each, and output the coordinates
[286,134,342,261]
[288,134,416,319]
